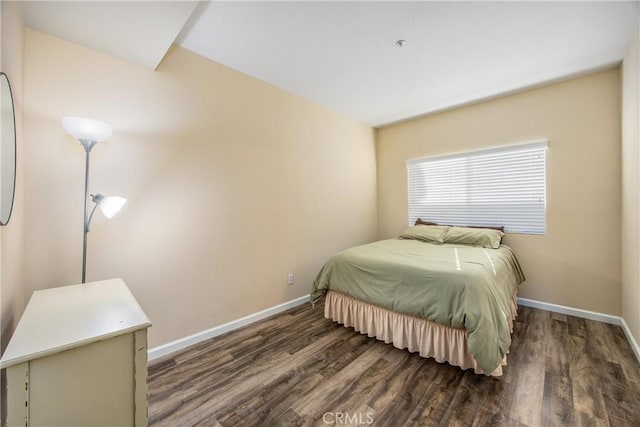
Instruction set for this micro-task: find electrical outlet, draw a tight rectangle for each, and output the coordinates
[287,273,294,285]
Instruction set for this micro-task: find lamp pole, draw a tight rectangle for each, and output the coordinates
[80,139,97,284]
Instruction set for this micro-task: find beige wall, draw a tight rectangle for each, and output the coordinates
[1,2,26,424]
[622,30,640,344]
[22,30,377,348]
[1,1,25,355]
[8,11,635,355]
[377,69,622,315]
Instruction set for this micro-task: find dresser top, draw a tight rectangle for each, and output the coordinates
[0,278,151,368]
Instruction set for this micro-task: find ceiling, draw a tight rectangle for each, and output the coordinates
[20,1,199,70]
[20,1,640,127]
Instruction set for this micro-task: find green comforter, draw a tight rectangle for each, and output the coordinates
[311,239,525,374]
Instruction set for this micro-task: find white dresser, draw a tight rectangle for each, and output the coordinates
[0,278,151,427]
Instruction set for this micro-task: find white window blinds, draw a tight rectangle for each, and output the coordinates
[407,141,547,234]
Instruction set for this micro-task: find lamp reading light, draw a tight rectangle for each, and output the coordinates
[98,195,127,219]
[87,194,127,231]
[62,116,126,283]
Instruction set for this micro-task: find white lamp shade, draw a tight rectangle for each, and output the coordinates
[62,116,112,142]
[99,196,127,219]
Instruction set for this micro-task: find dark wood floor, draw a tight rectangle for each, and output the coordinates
[148,301,640,426]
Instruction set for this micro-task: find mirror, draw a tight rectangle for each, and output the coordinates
[1,72,16,226]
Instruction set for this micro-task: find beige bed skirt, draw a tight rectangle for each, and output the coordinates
[324,290,518,376]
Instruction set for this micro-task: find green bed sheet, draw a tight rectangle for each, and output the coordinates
[311,238,526,374]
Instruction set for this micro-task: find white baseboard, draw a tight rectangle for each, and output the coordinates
[148,294,639,364]
[517,297,640,364]
[517,297,621,325]
[620,317,640,364]
[148,294,310,361]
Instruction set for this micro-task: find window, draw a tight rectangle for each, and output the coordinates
[407,141,547,234]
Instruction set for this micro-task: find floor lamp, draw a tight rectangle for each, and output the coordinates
[62,116,127,283]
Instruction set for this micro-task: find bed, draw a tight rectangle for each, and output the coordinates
[310,224,525,376]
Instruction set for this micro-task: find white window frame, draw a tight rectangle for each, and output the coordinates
[406,140,547,234]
